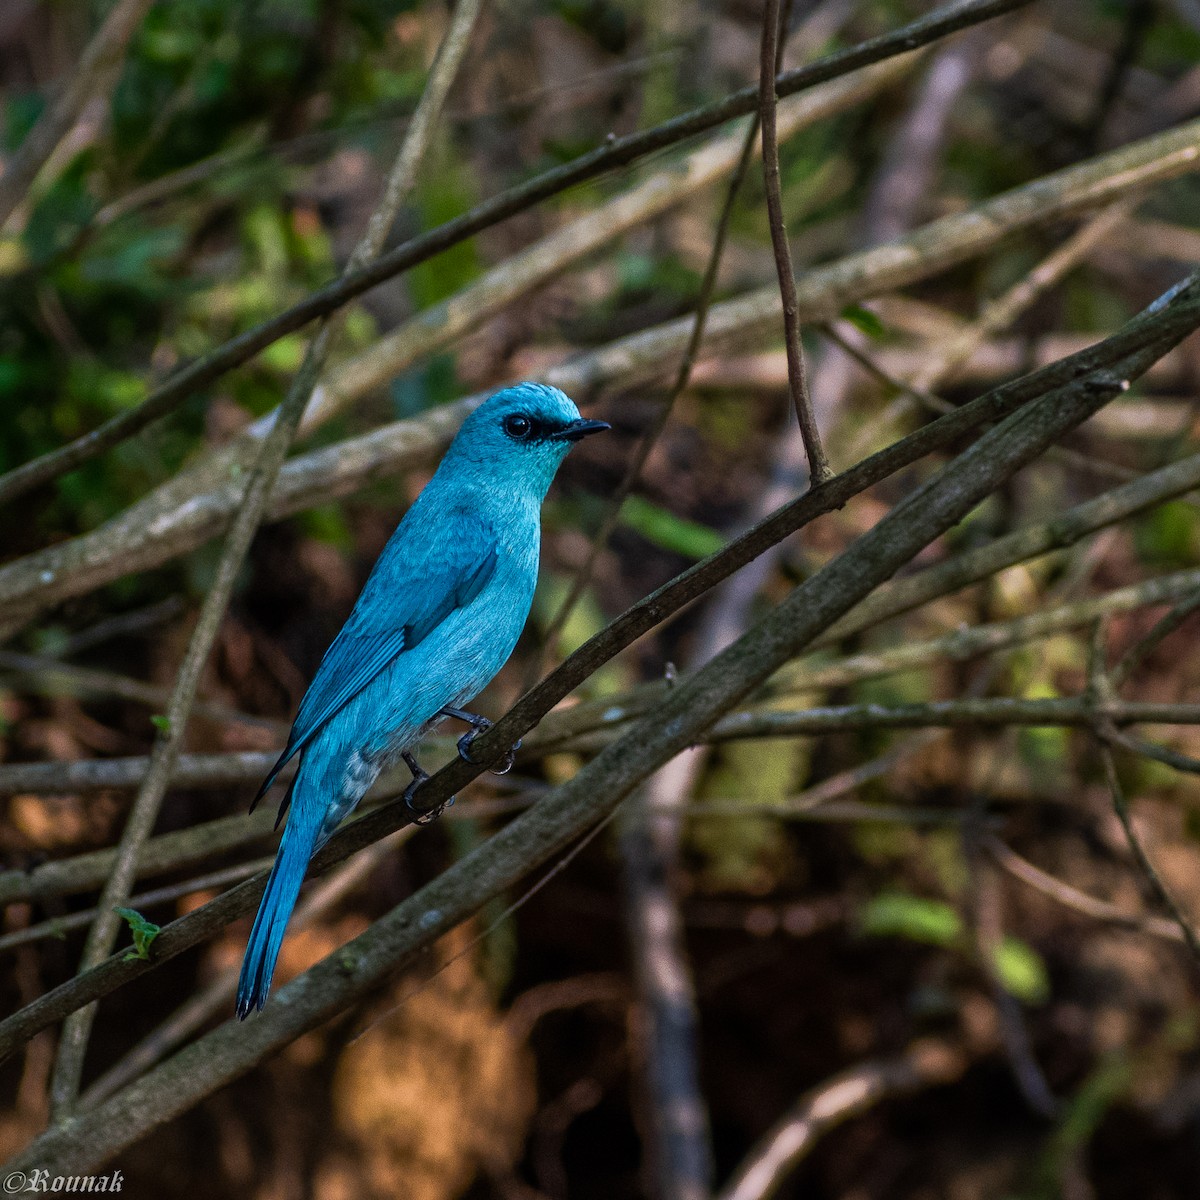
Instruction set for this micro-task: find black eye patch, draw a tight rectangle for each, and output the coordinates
[502,413,567,442]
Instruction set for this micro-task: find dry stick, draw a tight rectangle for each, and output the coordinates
[984,835,1186,943]
[0,649,288,733]
[760,0,831,483]
[1097,743,1200,963]
[909,197,1141,394]
[0,0,1029,509]
[603,60,779,1200]
[10,687,1200,884]
[812,442,1200,648]
[777,566,1200,695]
[44,326,335,1119]
[1088,619,1200,965]
[715,1040,969,1200]
[535,56,766,682]
[1104,727,1200,776]
[528,0,877,667]
[3,278,1156,1175]
[618,11,847,1181]
[42,0,484,1120]
[2,285,1197,1069]
[0,859,276,955]
[580,697,1200,746]
[843,194,1141,462]
[824,321,1141,487]
[1110,585,1200,687]
[5,117,1199,640]
[0,0,155,231]
[78,826,413,1108]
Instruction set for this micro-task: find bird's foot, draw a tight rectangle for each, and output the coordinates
[401,751,454,825]
[439,707,521,775]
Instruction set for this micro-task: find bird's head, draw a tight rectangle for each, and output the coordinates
[445,383,609,497]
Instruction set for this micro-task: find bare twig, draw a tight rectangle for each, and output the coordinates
[716,1040,969,1200]
[0,859,275,955]
[0,649,288,733]
[1098,742,1200,964]
[535,55,852,669]
[759,0,831,483]
[1088,622,1200,966]
[984,835,1186,943]
[1110,586,1200,687]
[78,828,412,1107]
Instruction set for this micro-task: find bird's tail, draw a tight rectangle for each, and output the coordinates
[236,799,319,1019]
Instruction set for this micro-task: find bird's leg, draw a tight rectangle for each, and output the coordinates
[437,706,521,774]
[401,751,454,825]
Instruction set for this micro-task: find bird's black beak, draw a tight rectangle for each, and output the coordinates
[552,418,611,442]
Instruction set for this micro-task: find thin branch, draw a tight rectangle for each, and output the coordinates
[0,0,155,231]
[1098,741,1200,964]
[78,827,413,1108]
[715,1040,969,1200]
[0,649,288,733]
[0,859,275,955]
[1110,585,1200,687]
[815,435,1200,648]
[535,38,773,680]
[0,0,1028,509]
[777,566,1200,695]
[760,0,831,482]
[842,193,1141,462]
[4,120,1198,639]
[984,835,1186,943]
[308,53,907,436]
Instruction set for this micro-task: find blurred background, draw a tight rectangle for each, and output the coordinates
[2,0,1200,1196]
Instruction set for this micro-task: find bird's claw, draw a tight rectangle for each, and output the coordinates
[401,751,454,825]
[456,728,521,775]
[402,776,455,825]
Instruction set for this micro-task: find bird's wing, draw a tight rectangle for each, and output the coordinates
[252,537,499,807]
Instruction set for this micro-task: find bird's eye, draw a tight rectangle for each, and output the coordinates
[503,414,533,440]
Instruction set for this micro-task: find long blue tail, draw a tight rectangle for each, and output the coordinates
[236,807,319,1019]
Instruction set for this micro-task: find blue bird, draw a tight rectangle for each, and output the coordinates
[236,383,608,1017]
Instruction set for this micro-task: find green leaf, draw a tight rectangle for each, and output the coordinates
[859,891,961,946]
[114,906,161,961]
[618,495,725,560]
[840,303,886,340]
[993,935,1050,1005]
[150,714,172,734]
